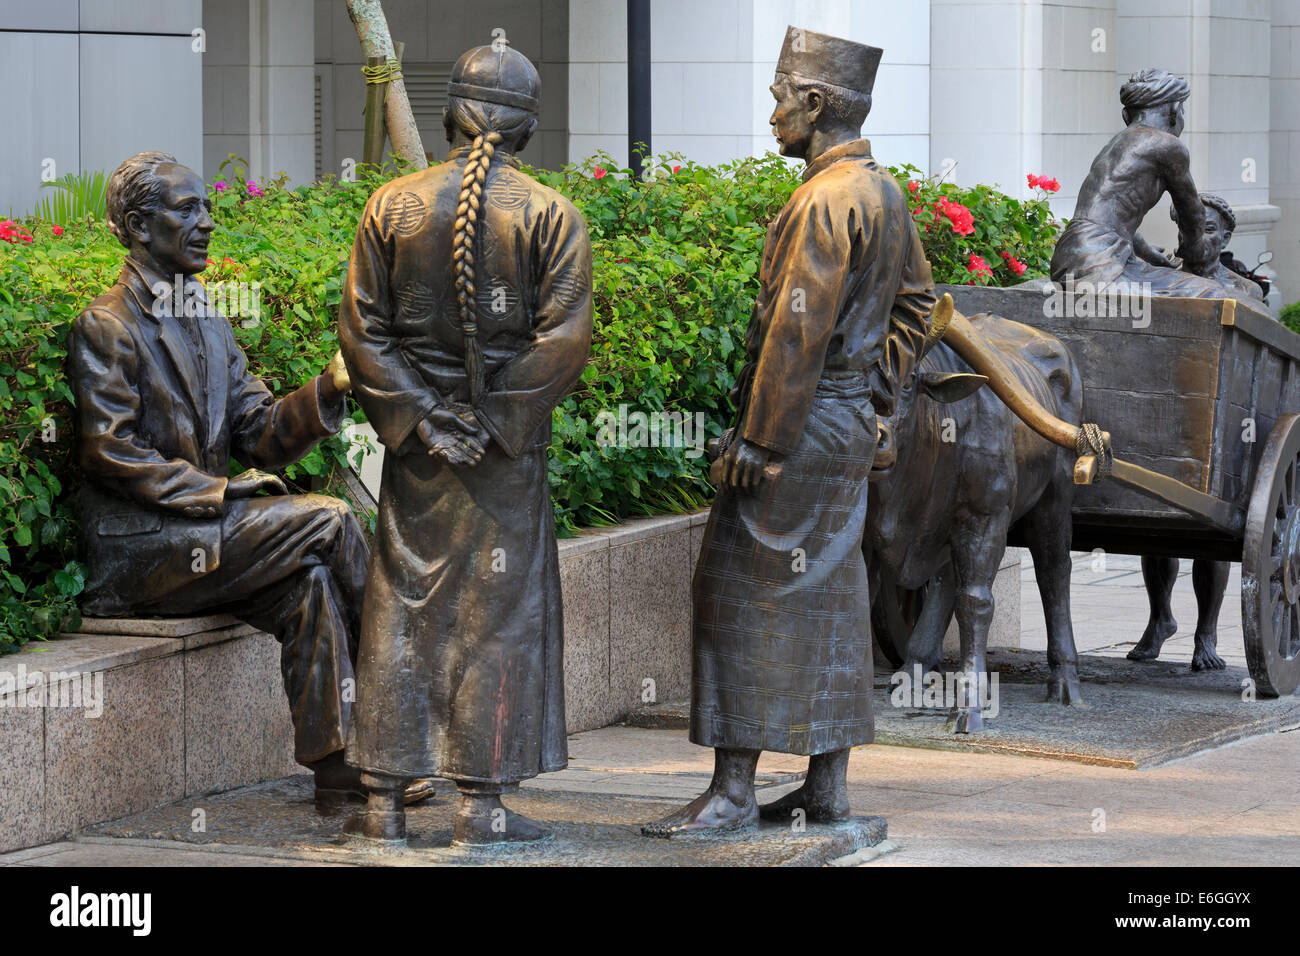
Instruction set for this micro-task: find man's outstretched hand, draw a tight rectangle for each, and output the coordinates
[416,406,491,467]
[226,468,289,498]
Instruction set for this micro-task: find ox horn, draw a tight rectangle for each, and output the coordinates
[921,292,954,358]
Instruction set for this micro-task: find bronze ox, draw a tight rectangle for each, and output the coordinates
[866,312,1084,732]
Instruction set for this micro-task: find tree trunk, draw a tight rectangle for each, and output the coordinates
[345,0,428,170]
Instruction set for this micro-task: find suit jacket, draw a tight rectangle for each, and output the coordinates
[67,258,344,615]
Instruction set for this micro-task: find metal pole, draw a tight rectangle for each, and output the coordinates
[627,0,651,182]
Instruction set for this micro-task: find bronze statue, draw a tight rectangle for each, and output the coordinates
[67,151,371,803]
[642,27,934,837]
[1051,69,1224,294]
[339,40,593,846]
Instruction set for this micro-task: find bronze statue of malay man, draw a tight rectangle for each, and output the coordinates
[339,39,593,846]
[643,27,936,837]
[1050,68,1224,295]
[67,151,371,803]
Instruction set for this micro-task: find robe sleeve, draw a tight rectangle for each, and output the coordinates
[868,217,935,418]
[740,186,853,456]
[338,190,443,451]
[68,307,228,513]
[473,196,594,459]
[226,318,344,470]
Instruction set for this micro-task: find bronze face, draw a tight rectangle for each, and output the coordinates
[125,164,214,278]
[768,73,815,159]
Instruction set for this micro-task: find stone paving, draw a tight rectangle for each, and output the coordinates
[4,552,1296,866]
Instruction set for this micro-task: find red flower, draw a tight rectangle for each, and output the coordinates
[967,253,992,279]
[908,180,920,194]
[937,196,975,236]
[672,164,681,173]
[1027,173,1060,193]
[0,219,33,243]
[998,251,1029,273]
[52,225,64,237]
[593,166,607,180]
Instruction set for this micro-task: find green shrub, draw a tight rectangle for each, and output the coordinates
[0,150,1063,651]
[1281,301,1300,335]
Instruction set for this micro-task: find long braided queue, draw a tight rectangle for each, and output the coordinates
[452,130,502,406]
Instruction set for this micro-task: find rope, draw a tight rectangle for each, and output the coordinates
[1075,422,1112,478]
[361,59,403,84]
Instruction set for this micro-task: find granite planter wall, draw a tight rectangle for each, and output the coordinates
[1,509,1020,853]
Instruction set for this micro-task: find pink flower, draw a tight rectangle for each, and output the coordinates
[1027,173,1060,193]
[213,180,228,192]
[52,225,64,237]
[0,219,32,243]
[908,180,920,194]
[593,166,607,180]
[246,180,264,197]
[967,253,992,279]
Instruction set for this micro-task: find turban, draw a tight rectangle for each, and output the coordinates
[1120,69,1190,110]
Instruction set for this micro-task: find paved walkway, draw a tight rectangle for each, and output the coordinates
[5,552,1296,866]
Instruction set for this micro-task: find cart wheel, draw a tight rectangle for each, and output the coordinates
[1242,413,1300,697]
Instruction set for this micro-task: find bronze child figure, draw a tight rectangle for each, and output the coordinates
[67,152,370,803]
[642,27,936,837]
[339,39,593,846]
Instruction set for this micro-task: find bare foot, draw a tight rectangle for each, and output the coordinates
[641,785,758,838]
[1128,616,1177,661]
[1191,637,1226,671]
[758,782,850,823]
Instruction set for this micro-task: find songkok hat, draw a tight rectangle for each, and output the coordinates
[1120,69,1190,110]
[448,38,540,113]
[776,25,882,96]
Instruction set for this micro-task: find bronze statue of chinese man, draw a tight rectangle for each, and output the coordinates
[339,40,593,846]
[67,151,371,803]
[643,27,936,837]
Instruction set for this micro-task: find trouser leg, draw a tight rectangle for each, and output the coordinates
[132,495,369,764]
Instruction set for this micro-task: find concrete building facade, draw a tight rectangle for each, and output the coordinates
[1,0,1295,295]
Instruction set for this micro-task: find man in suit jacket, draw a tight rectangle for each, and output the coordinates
[66,151,369,800]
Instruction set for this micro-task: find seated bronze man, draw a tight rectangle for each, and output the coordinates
[66,151,371,802]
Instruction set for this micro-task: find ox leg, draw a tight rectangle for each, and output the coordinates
[1025,479,1082,704]
[949,516,1006,734]
[904,561,957,676]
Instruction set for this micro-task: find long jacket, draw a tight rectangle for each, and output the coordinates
[691,138,937,755]
[339,149,593,782]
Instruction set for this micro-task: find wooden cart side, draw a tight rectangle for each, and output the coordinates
[1209,301,1300,515]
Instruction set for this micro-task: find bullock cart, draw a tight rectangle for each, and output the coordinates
[925,284,1300,698]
